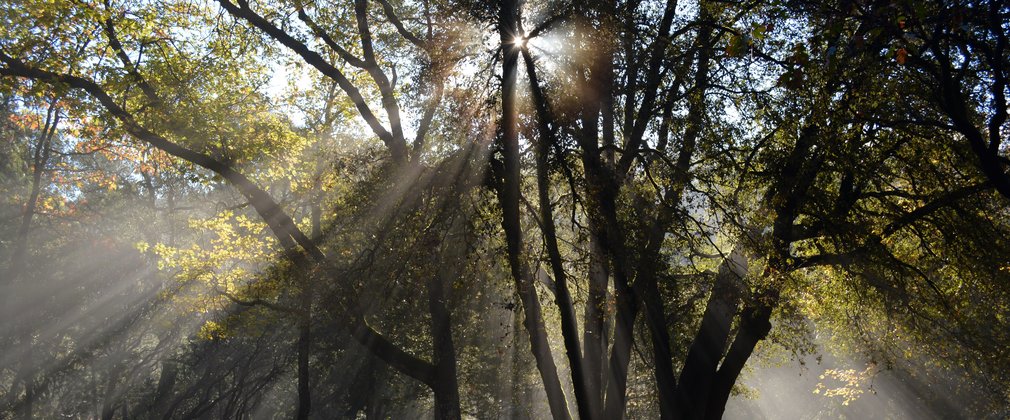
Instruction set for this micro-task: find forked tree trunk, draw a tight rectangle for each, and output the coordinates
[524,47,601,420]
[497,1,571,418]
[674,249,748,419]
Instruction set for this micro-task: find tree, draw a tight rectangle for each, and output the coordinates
[2,0,1009,418]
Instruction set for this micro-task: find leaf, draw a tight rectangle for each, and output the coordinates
[726,34,748,57]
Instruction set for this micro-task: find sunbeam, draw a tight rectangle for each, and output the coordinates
[2,0,1009,418]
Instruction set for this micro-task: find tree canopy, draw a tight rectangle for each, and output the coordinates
[1,0,1009,418]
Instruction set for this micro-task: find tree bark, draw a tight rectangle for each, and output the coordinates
[583,235,609,406]
[696,117,824,418]
[524,48,601,420]
[150,361,178,416]
[578,11,613,409]
[214,0,408,163]
[674,249,747,419]
[702,295,774,420]
[497,1,572,418]
[428,271,461,420]
[636,220,678,419]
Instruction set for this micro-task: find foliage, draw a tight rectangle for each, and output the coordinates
[1,0,1008,418]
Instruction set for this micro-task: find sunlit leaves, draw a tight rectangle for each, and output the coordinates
[813,365,876,406]
[141,210,283,326]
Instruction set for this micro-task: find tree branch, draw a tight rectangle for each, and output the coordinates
[100,5,161,104]
[348,313,437,386]
[216,287,304,316]
[293,2,368,69]
[375,0,427,50]
[0,52,443,392]
[411,80,443,159]
[216,0,407,162]
[0,52,316,257]
[354,0,406,149]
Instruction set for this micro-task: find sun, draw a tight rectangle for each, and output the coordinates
[513,35,527,48]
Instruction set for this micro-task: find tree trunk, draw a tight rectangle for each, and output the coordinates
[497,1,571,418]
[581,107,637,420]
[8,100,58,420]
[602,274,636,420]
[524,47,600,420]
[674,249,747,419]
[429,270,461,420]
[636,221,677,419]
[150,361,178,416]
[580,13,613,412]
[583,235,609,406]
[297,196,325,420]
[296,305,311,420]
[702,298,774,420]
[696,111,823,417]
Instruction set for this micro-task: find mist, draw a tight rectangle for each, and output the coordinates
[3,0,1010,418]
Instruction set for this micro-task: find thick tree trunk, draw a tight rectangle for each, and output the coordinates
[428,271,461,420]
[590,171,639,420]
[702,297,774,420]
[150,361,178,416]
[513,272,570,420]
[587,103,637,420]
[601,267,636,420]
[571,12,643,417]
[662,20,719,415]
[588,42,617,405]
[674,249,747,419]
[636,222,677,419]
[580,106,637,419]
[296,197,325,420]
[580,14,613,411]
[695,111,823,417]
[345,355,384,417]
[524,48,601,420]
[497,2,571,419]
[585,1,683,416]
[365,363,389,419]
[583,235,609,405]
